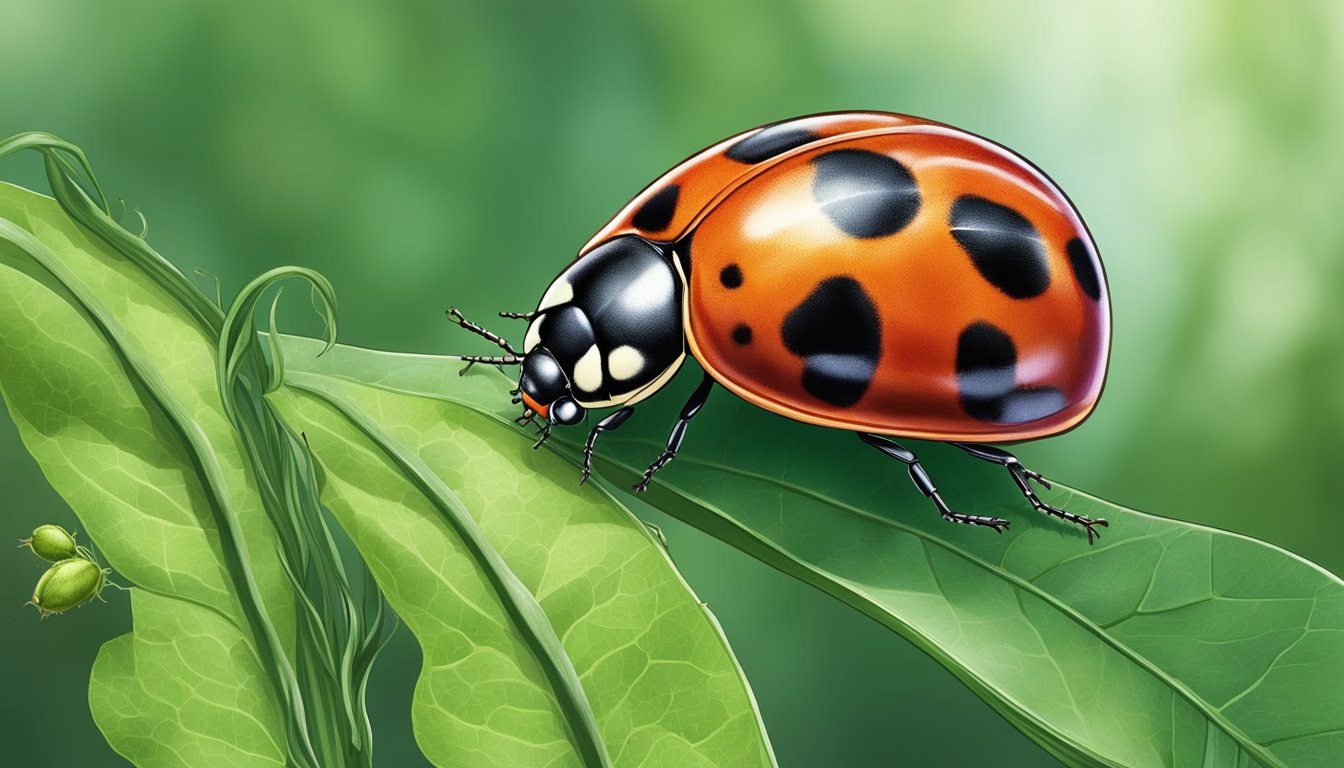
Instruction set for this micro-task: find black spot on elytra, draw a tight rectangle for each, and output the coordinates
[782,276,882,407]
[631,184,680,233]
[720,264,743,289]
[955,321,1065,423]
[1066,237,1103,301]
[950,196,1050,299]
[725,124,819,164]
[731,324,753,345]
[811,149,921,239]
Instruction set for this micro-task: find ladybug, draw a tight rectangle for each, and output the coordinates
[451,111,1110,542]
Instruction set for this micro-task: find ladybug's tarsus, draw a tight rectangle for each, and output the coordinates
[632,373,714,493]
[1034,498,1108,544]
[951,442,1107,543]
[580,406,635,486]
[929,487,1012,532]
[859,433,1013,532]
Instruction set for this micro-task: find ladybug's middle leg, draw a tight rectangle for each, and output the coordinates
[632,373,714,493]
[950,442,1108,544]
[858,433,1010,533]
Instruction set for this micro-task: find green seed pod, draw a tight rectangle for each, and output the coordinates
[19,524,80,562]
[31,557,105,616]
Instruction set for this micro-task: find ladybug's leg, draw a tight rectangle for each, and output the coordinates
[858,433,1010,533]
[580,406,635,486]
[632,373,714,493]
[950,442,1108,544]
[498,310,538,321]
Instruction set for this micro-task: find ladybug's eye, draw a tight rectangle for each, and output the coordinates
[550,397,584,426]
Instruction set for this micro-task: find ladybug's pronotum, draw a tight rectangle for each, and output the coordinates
[452,111,1111,542]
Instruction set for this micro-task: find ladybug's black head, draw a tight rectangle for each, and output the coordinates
[518,348,586,426]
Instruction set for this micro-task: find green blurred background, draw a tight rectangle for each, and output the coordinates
[2,1,1341,765]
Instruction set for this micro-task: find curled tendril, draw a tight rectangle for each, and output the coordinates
[218,266,339,405]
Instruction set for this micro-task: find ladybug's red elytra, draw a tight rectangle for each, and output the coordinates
[451,111,1110,542]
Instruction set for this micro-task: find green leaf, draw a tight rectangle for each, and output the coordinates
[279,337,1344,768]
[268,358,776,767]
[89,591,285,767]
[1,134,400,768]
[0,169,774,765]
[0,181,296,765]
[589,406,1344,768]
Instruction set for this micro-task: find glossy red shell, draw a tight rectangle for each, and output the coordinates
[581,112,1109,442]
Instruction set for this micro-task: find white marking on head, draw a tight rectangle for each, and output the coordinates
[572,345,603,392]
[607,345,645,381]
[523,315,544,352]
[537,278,573,311]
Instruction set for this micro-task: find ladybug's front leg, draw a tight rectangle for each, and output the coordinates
[858,433,1011,533]
[950,442,1108,544]
[633,373,714,493]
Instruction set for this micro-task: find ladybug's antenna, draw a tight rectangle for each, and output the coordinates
[446,307,519,355]
[457,354,523,376]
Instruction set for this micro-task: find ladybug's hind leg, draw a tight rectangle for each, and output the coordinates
[950,443,1108,544]
[859,434,1010,533]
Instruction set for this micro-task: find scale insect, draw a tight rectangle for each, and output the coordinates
[451,111,1111,542]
